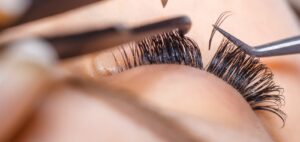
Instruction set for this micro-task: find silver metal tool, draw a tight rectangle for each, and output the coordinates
[213,25,300,57]
[2,16,191,59]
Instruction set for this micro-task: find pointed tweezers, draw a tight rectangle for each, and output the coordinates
[213,25,300,57]
[35,16,191,59]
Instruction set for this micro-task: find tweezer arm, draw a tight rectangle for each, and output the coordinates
[0,16,191,59]
[51,16,190,59]
[253,36,300,57]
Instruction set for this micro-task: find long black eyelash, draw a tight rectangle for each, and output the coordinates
[115,30,203,71]
[114,32,285,124]
[208,11,232,50]
[206,39,285,123]
[208,12,285,123]
[114,20,285,125]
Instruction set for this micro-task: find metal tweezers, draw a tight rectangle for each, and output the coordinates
[213,25,300,57]
[1,16,191,59]
[45,16,191,59]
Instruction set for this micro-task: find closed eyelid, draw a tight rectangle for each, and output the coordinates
[107,28,285,124]
[61,12,285,125]
[104,64,272,138]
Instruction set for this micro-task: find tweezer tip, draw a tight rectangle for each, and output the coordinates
[177,16,192,35]
[212,25,232,40]
[212,25,250,48]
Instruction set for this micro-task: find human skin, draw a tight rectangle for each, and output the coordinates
[65,1,300,141]
[1,0,300,141]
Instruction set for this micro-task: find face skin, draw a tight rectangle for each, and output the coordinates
[106,65,274,141]
[15,65,273,142]
[2,0,300,142]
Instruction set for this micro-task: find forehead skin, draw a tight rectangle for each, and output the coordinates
[2,0,300,141]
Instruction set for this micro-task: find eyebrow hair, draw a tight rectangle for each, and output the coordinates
[113,29,285,124]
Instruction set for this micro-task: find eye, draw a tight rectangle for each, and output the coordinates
[110,12,286,125]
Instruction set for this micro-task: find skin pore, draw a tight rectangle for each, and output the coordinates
[1,0,300,141]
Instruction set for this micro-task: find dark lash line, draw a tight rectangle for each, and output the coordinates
[115,31,203,71]
[113,16,285,125]
[206,39,285,123]
[208,12,285,124]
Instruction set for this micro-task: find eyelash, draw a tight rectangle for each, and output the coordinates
[207,39,285,123]
[112,16,285,124]
[114,31,203,72]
